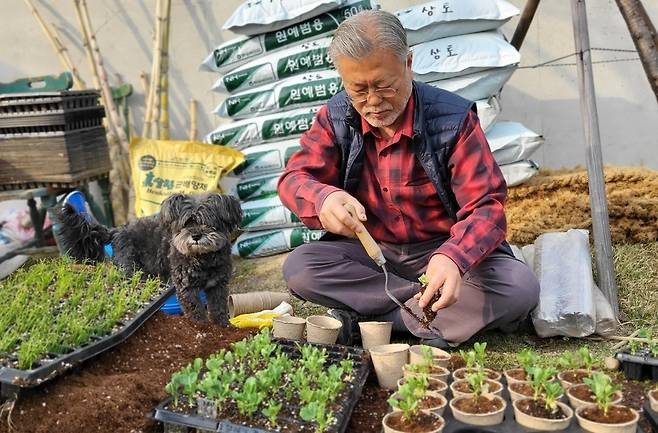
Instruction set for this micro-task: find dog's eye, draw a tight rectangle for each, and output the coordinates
[184,218,195,227]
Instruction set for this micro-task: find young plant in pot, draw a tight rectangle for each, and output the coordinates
[449,369,507,426]
[450,368,503,399]
[567,370,623,409]
[404,346,450,382]
[509,366,559,402]
[398,374,448,396]
[557,346,595,388]
[648,386,658,412]
[513,380,574,431]
[384,374,445,433]
[505,348,539,383]
[575,372,639,433]
[453,342,501,381]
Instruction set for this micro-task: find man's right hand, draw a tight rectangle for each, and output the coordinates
[319,191,367,238]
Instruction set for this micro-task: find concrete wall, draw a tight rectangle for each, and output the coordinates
[1,0,656,169]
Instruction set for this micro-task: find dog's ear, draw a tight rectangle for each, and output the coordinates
[203,193,243,231]
[160,193,192,229]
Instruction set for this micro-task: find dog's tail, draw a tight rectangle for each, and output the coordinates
[55,203,116,262]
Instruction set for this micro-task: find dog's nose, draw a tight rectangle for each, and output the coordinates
[192,234,202,242]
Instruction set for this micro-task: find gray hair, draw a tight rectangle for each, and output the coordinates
[329,9,408,63]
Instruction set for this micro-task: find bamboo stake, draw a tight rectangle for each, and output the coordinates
[145,0,164,139]
[188,98,198,141]
[159,0,172,140]
[23,0,86,89]
[140,71,150,98]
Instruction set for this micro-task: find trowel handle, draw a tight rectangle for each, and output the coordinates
[343,203,386,267]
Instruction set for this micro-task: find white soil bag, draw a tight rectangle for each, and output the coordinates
[203,0,376,73]
[486,121,544,165]
[396,0,519,46]
[214,70,342,119]
[232,227,324,258]
[475,96,501,132]
[412,31,520,82]
[232,139,301,178]
[230,172,283,202]
[428,66,516,101]
[206,106,320,149]
[499,160,539,187]
[223,0,344,35]
[212,38,333,94]
[241,195,302,231]
[531,229,597,338]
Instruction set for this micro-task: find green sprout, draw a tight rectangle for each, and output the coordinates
[577,346,595,371]
[527,366,557,400]
[234,377,264,416]
[418,274,429,287]
[261,399,282,427]
[583,372,621,416]
[542,381,563,413]
[388,377,424,422]
[558,351,580,370]
[517,348,538,370]
[300,401,335,433]
[473,342,487,369]
[465,370,488,399]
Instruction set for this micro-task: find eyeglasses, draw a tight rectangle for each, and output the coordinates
[348,87,399,103]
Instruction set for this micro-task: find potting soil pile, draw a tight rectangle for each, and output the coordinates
[205,0,543,258]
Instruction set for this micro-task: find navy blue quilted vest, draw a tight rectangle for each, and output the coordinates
[325,80,512,255]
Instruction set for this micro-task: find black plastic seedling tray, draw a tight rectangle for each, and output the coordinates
[0,285,174,399]
[154,339,371,433]
[616,351,658,382]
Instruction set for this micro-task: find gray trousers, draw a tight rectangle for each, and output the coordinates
[282,238,540,343]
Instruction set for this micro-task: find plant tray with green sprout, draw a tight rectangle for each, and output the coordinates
[0,257,171,397]
[154,329,370,433]
[615,327,658,381]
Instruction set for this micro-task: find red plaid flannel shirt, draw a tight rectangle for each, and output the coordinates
[277,94,508,274]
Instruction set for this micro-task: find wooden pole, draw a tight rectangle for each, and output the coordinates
[511,0,541,50]
[159,0,172,140]
[23,0,86,89]
[188,98,197,141]
[140,71,150,99]
[145,0,165,139]
[570,0,619,318]
[614,0,658,104]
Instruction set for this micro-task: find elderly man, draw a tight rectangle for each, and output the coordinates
[277,10,539,348]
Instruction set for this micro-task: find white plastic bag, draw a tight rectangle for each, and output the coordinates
[412,31,520,82]
[206,106,320,149]
[203,0,375,73]
[241,195,302,231]
[486,122,544,165]
[427,66,516,101]
[223,0,344,35]
[232,227,324,258]
[214,70,342,119]
[232,139,301,178]
[230,172,283,201]
[475,96,501,132]
[531,229,597,338]
[212,38,333,94]
[499,160,539,187]
[396,0,519,46]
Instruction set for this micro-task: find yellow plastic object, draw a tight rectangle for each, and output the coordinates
[229,311,282,329]
[130,138,244,217]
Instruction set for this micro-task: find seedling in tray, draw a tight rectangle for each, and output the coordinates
[575,371,639,432]
[384,373,443,433]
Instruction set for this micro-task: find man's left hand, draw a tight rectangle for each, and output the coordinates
[415,254,462,312]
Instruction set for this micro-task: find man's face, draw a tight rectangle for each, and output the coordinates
[335,48,413,129]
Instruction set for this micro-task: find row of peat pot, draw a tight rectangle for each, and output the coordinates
[370,344,654,433]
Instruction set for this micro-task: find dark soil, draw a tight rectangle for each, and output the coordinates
[617,375,653,433]
[453,395,504,414]
[560,369,591,385]
[448,354,466,371]
[454,379,502,394]
[347,382,392,433]
[385,410,443,433]
[0,313,253,433]
[419,285,440,325]
[579,405,636,424]
[570,384,622,404]
[418,394,445,410]
[506,368,527,381]
[517,399,568,420]
[510,382,534,397]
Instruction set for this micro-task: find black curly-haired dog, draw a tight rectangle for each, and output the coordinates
[56,192,242,325]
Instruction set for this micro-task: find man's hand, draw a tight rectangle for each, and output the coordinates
[415,254,462,312]
[319,191,367,237]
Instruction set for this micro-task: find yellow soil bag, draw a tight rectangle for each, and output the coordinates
[130,138,244,217]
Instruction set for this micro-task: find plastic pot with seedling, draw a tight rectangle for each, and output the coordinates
[453,343,501,381]
[450,368,503,399]
[409,344,450,368]
[509,366,559,402]
[513,379,574,431]
[575,372,639,433]
[383,373,445,433]
[567,370,623,409]
[390,373,447,416]
[403,346,449,382]
[505,348,539,383]
[449,369,507,426]
[557,346,594,388]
